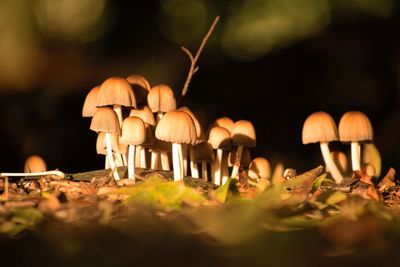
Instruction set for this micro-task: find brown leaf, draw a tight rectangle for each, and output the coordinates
[378,167,396,192]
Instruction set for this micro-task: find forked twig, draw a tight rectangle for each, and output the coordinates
[181,16,220,96]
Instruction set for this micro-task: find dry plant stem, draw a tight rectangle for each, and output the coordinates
[320,142,343,183]
[106,133,120,180]
[172,143,183,181]
[189,146,199,178]
[181,16,220,96]
[160,151,170,171]
[231,145,243,178]
[181,144,188,176]
[151,151,159,169]
[127,145,136,180]
[201,162,208,181]
[0,170,65,178]
[351,142,361,171]
[214,149,223,185]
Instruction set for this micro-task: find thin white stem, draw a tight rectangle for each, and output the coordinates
[160,151,170,171]
[351,142,361,171]
[105,156,110,169]
[214,149,223,185]
[128,145,136,181]
[201,162,208,181]
[0,170,65,178]
[221,151,229,185]
[106,133,120,180]
[177,144,184,179]
[140,147,147,169]
[181,144,188,176]
[172,143,181,181]
[151,151,159,170]
[189,146,199,178]
[135,146,141,167]
[320,142,343,183]
[113,104,123,127]
[231,145,243,178]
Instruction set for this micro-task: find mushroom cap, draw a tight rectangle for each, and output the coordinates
[126,74,151,105]
[212,117,234,132]
[338,111,373,142]
[302,111,338,144]
[248,157,271,180]
[328,151,348,173]
[228,147,251,168]
[96,132,127,154]
[155,110,197,144]
[147,84,176,113]
[120,117,146,145]
[179,107,206,144]
[231,120,256,147]
[97,77,137,108]
[24,155,47,172]
[129,105,156,126]
[208,126,232,150]
[192,142,215,163]
[90,107,121,135]
[82,85,100,117]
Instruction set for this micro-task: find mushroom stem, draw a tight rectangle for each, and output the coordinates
[214,149,223,185]
[189,146,199,178]
[181,144,188,176]
[106,133,120,180]
[113,104,123,127]
[320,142,343,183]
[0,170,65,178]
[135,146,141,167]
[112,104,126,167]
[127,145,136,180]
[351,141,361,171]
[160,151,170,171]
[221,152,229,185]
[172,143,183,181]
[140,147,147,169]
[201,162,208,181]
[151,151,159,170]
[231,145,243,178]
[105,156,110,169]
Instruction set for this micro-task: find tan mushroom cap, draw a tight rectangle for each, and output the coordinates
[126,74,151,91]
[120,117,146,145]
[302,111,338,144]
[338,111,373,142]
[155,110,197,144]
[97,76,137,108]
[248,157,271,180]
[192,142,215,163]
[179,107,206,143]
[126,74,150,105]
[82,85,100,117]
[90,107,121,135]
[212,117,234,133]
[231,120,256,147]
[24,155,47,172]
[129,105,156,126]
[228,147,251,168]
[96,132,127,155]
[147,84,176,113]
[208,126,232,150]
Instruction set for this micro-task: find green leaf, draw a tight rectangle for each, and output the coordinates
[212,178,232,203]
[311,173,327,193]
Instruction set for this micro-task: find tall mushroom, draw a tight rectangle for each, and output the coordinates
[231,120,256,178]
[302,111,343,183]
[208,126,231,185]
[338,111,373,172]
[90,107,121,180]
[24,155,47,173]
[155,110,196,181]
[120,117,146,181]
[248,157,271,181]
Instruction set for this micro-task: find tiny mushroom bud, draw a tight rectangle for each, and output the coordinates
[231,120,256,178]
[24,155,47,173]
[338,111,373,172]
[302,111,343,183]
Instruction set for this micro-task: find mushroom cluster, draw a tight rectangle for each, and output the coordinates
[302,110,375,183]
[82,76,269,185]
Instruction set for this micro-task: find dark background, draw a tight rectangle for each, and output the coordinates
[1,0,400,174]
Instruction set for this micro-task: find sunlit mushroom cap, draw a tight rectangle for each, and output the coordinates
[179,107,206,144]
[231,120,256,147]
[302,111,338,144]
[147,84,176,113]
[24,155,47,172]
[208,126,231,150]
[120,117,146,145]
[338,111,373,142]
[129,105,156,126]
[228,147,251,168]
[212,117,234,133]
[192,142,214,163]
[126,75,151,105]
[248,157,271,180]
[97,77,137,108]
[82,85,100,117]
[90,107,121,135]
[155,110,197,144]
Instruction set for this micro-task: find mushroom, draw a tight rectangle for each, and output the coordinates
[208,126,231,185]
[327,151,348,174]
[120,117,146,180]
[24,155,47,173]
[302,111,343,183]
[96,132,127,169]
[338,111,373,172]
[248,157,271,181]
[82,85,100,117]
[126,74,151,105]
[211,117,234,133]
[155,110,196,181]
[90,107,121,180]
[230,120,256,178]
[192,142,215,181]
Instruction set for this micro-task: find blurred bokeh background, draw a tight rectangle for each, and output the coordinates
[1,0,400,174]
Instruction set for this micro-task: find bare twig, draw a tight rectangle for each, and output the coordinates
[181,16,220,96]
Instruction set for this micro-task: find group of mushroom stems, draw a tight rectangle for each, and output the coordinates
[302,110,375,184]
[82,75,272,184]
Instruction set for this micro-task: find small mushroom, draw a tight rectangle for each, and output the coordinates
[208,126,231,185]
[24,155,47,173]
[248,157,271,180]
[231,120,256,178]
[126,74,151,105]
[82,85,100,117]
[327,151,348,174]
